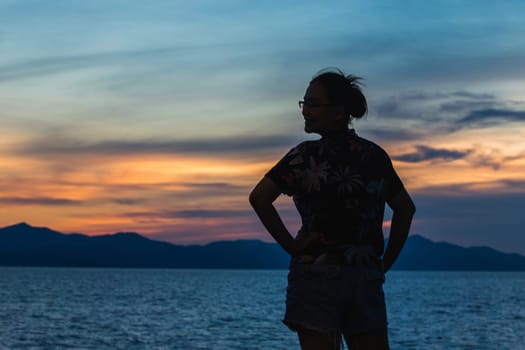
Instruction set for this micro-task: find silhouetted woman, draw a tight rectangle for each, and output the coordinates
[250,68,415,350]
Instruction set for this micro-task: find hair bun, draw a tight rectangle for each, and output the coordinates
[310,68,368,120]
[346,82,367,119]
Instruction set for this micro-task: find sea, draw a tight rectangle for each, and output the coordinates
[0,268,523,350]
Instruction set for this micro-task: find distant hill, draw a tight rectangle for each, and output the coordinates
[0,223,289,269]
[390,235,525,270]
[1,223,525,270]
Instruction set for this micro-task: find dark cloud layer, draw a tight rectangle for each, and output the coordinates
[12,134,300,158]
[0,197,80,206]
[358,127,422,144]
[417,180,525,195]
[392,145,524,171]
[167,209,252,219]
[373,90,525,146]
[393,145,472,163]
[122,207,296,220]
[459,108,525,126]
[373,90,500,131]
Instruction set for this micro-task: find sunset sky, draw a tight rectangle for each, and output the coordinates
[1,1,524,254]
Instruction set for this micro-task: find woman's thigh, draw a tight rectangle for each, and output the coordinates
[344,328,389,350]
[297,327,341,350]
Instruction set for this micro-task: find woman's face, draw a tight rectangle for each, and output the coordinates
[301,82,344,135]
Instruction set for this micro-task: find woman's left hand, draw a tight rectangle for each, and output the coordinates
[292,231,321,257]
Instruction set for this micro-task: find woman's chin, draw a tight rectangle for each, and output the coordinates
[304,123,316,134]
[304,126,322,135]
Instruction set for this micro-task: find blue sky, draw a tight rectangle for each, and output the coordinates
[1,0,524,254]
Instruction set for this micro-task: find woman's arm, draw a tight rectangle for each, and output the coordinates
[249,176,299,256]
[383,188,416,272]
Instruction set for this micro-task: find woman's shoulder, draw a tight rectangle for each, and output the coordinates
[354,134,392,161]
[290,139,321,154]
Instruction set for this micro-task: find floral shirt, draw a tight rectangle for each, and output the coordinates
[266,128,404,256]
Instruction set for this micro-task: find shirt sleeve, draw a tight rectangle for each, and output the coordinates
[265,145,303,196]
[383,153,404,201]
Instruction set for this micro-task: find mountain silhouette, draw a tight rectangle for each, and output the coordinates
[1,223,524,270]
[0,223,289,268]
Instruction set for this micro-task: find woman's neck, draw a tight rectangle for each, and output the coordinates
[320,126,350,139]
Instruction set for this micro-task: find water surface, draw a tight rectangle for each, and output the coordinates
[0,268,523,349]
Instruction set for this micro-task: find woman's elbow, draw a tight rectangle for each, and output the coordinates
[249,177,280,208]
[249,189,267,208]
[399,197,416,218]
[388,189,416,215]
[407,199,416,216]
[248,190,260,207]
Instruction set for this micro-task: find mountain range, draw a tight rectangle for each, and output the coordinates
[1,222,524,270]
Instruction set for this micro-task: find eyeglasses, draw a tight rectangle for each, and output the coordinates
[298,100,333,110]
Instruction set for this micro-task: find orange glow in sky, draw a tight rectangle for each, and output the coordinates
[1,1,524,254]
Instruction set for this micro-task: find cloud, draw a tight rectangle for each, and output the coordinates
[0,49,169,82]
[401,91,496,102]
[372,90,525,143]
[0,36,278,82]
[392,144,524,170]
[161,209,252,219]
[120,209,247,219]
[358,127,422,144]
[414,179,525,196]
[0,197,81,206]
[122,207,296,220]
[12,134,300,158]
[372,90,500,128]
[0,42,267,86]
[458,108,525,127]
[176,182,249,197]
[393,145,472,163]
[111,198,145,206]
[180,182,243,189]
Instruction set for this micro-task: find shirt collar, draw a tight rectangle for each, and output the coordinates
[321,128,357,142]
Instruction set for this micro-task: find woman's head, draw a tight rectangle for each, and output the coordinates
[301,68,367,135]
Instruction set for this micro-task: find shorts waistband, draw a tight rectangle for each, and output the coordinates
[297,245,382,267]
